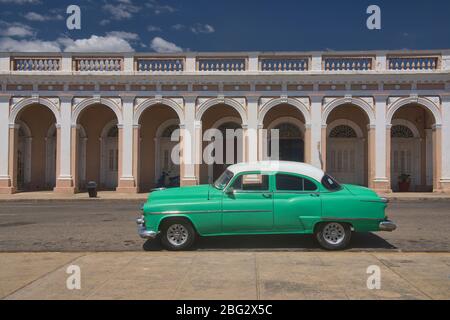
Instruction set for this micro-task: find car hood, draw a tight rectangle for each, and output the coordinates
[343,184,379,197]
[148,184,213,201]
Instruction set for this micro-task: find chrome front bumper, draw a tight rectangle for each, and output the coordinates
[379,220,397,232]
[136,216,159,239]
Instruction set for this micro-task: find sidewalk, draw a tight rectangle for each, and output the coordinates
[0,191,450,202]
[1,252,449,300]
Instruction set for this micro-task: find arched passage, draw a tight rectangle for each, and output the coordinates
[261,103,307,162]
[199,104,244,184]
[75,104,119,191]
[325,104,371,186]
[137,104,181,192]
[12,104,58,191]
[389,103,439,192]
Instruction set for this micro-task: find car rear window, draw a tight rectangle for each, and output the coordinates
[276,174,317,192]
[321,174,342,191]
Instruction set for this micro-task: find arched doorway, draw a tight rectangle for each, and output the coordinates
[262,104,306,162]
[45,125,57,189]
[199,105,244,184]
[326,121,365,185]
[14,104,57,191]
[100,121,119,190]
[389,104,436,192]
[16,121,32,191]
[76,104,119,191]
[325,104,370,186]
[390,122,421,191]
[155,120,181,186]
[138,104,181,192]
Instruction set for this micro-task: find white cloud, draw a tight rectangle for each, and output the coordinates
[147,25,162,32]
[24,12,64,22]
[59,35,134,52]
[150,37,182,53]
[0,37,60,52]
[171,24,185,31]
[0,21,35,38]
[146,0,176,14]
[191,23,215,34]
[106,31,140,42]
[102,0,140,20]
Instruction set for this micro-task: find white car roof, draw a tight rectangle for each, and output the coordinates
[227,161,325,182]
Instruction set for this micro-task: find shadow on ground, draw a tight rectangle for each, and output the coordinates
[143,232,397,252]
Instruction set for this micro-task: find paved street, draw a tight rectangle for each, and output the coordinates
[0,200,449,252]
[1,252,449,300]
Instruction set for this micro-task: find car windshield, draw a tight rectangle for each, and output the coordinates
[213,170,234,190]
[321,174,342,191]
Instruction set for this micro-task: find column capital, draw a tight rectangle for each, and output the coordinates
[309,95,324,104]
[120,94,136,103]
[246,96,259,104]
[184,95,197,104]
[373,94,389,102]
[59,94,73,103]
[0,93,11,102]
[441,94,450,103]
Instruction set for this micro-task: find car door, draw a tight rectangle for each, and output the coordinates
[273,173,322,232]
[222,173,274,233]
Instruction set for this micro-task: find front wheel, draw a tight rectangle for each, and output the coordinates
[315,222,352,250]
[160,219,196,251]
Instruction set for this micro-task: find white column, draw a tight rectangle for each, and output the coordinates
[182,96,198,185]
[441,95,450,186]
[311,53,322,71]
[310,96,323,169]
[123,53,134,72]
[246,96,258,162]
[57,95,73,185]
[248,53,259,72]
[0,53,10,72]
[0,95,10,184]
[122,96,134,180]
[373,95,389,190]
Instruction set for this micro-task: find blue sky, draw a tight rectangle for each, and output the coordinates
[0,0,449,52]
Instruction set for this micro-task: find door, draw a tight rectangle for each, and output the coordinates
[222,173,273,233]
[391,138,420,191]
[104,137,118,189]
[273,174,322,231]
[327,138,364,185]
[159,138,180,181]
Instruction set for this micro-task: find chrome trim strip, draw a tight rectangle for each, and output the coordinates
[322,217,381,221]
[149,209,273,215]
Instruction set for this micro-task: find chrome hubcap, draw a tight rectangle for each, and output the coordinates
[323,223,345,245]
[167,224,188,246]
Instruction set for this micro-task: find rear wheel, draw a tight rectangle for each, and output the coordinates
[315,222,351,250]
[160,219,196,251]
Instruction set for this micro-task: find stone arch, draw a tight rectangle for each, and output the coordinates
[134,98,184,126]
[391,119,420,138]
[196,98,247,125]
[72,97,123,126]
[10,97,61,125]
[327,119,364,138]
[211,116,242,129]
[267,116,306,134]
[258,97,310,127]
[322,97,375,126]
[386,97,442,125]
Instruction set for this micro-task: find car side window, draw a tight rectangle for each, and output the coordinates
[276,174,317,192]
[232,174,269,191]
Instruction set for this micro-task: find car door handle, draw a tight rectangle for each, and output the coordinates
[262,193,272,198]
[310,193,320,197]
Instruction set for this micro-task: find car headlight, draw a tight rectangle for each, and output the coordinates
[380,197,389,204]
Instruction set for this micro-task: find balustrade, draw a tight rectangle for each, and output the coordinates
[74,57,123,72]
[13,57,61,71]
[260,57,309,71]
[198,58,246,71]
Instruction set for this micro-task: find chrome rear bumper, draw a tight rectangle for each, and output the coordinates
[136,216,159,239]
[379,220,397,232]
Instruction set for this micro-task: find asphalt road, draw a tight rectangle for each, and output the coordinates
[0,200,448,252]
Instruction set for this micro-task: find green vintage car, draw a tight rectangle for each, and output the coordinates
[137,161,396,250]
